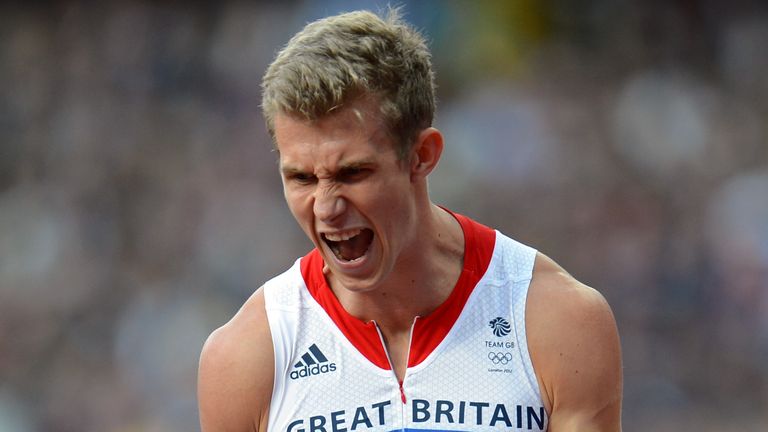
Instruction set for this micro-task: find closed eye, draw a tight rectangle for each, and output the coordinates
[286,172,317,185]
[337,166,372,183]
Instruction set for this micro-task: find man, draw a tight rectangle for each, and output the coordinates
[198,9,622,432]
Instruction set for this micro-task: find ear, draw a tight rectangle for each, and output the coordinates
[409,127,444,180]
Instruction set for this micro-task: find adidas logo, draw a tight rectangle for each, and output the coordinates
[289,343,337,380]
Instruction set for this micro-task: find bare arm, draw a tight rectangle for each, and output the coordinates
[527,254,623,431]
[198,288,274,432]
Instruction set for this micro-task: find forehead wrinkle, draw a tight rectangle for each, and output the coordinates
[276,103,395,174]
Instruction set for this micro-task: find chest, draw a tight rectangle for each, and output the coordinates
[269,284,547,432]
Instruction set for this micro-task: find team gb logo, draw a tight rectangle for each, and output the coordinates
[488,317,512,337]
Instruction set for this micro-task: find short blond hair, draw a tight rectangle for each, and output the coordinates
[261,8,436,158]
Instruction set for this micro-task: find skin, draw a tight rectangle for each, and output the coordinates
[528,255,623,430]
[198,97,623,431]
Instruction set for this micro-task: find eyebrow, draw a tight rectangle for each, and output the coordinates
[281,159,377,176]
[280,166,305,176]
[338,159,377,170]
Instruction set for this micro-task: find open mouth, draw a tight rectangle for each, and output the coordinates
[322,228,374,262]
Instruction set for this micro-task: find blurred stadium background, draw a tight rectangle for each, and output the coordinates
[1,0,767,430]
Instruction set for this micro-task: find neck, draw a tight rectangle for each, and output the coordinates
[331,204,465,334]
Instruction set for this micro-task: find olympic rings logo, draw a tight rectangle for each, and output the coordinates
[488,352,514,365]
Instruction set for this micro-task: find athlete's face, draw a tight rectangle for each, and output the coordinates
[275,98,418,292]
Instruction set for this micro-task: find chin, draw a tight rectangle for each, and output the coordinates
[326,261,388,294]
[334,276,381,294]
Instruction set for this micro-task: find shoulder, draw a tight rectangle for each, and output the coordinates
[526,253,623,430]
[198,288,274,432]
[527,253,617,335]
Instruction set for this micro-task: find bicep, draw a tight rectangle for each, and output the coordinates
[546,290,622,431]
[527,258,622,431]
[198,292,275,432]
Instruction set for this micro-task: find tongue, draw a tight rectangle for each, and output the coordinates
[336,229,373,261]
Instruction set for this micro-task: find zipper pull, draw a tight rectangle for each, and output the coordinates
[399,381,406,404]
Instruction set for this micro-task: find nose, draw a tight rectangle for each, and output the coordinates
[313,185,346,224]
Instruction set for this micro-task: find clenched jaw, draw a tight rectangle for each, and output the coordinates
[321,228,374,262]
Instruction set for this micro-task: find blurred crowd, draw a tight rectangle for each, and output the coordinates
[0,1,766,431]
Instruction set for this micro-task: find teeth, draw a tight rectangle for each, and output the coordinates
[324,228,362,242]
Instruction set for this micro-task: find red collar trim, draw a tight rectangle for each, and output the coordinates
[300,250,390,369]
[300,211,496,370]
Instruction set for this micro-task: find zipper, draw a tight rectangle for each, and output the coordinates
[371,317,420,428]
[372,320,400,394]
[401,317,418,403]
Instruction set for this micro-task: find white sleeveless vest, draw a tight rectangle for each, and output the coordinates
[263,213,548,432]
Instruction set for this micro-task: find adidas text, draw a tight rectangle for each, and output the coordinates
[290,362,337,380]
